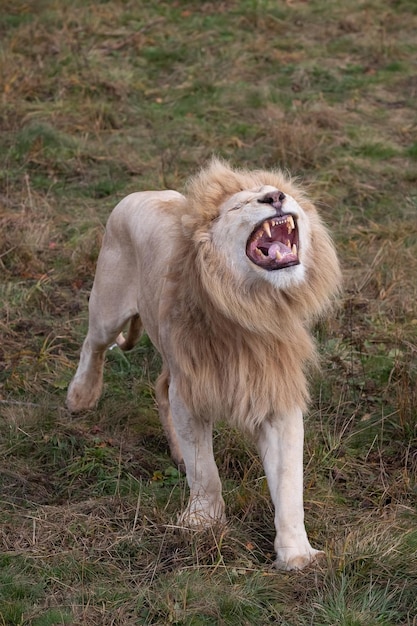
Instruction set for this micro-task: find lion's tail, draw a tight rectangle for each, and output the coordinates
[115,314,143,351]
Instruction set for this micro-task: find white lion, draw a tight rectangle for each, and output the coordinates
[67,159,341,571]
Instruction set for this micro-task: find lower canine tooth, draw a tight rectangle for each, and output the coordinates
[275,250,283,261]
[292,244,297,255]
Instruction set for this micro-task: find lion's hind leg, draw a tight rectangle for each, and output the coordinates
[66,332,107,413]
[155,367,184,469]
[116,314,143,351]
[67,312,141,413]
[67,240,140,413]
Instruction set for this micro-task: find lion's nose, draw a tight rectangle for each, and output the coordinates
[258,191,286,210]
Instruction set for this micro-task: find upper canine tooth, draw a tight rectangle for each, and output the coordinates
[263,221,271,238]
[292,244,297,255]
[287,215,295,233]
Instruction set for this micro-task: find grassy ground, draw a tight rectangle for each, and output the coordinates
[1,0,416,624]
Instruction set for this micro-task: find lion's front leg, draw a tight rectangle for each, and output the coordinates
[256,410,324,571]
[168,381,225,526]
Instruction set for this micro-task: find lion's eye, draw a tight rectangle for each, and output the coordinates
[228,203,243,212]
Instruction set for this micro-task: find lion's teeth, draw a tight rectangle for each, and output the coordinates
[286,239,291,247]
[292,244,297,255]
[275,250,283,261]
[255,247,263,257]
[263,221,271,238]
[287,215,295,233]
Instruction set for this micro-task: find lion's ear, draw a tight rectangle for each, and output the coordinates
[181,215,212,244]
[194,230,211,244]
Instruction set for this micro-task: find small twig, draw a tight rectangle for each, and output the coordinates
[0,399,41,408]
[0,246,17,259]
[132,484,142,534]
[356,244,386,293]
[24,173,34,213]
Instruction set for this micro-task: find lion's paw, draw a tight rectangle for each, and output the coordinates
[178,497,226,529]
[275,548,325,571]
[66,380,102,413]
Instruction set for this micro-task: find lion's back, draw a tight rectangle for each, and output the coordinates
[108,190,185,240]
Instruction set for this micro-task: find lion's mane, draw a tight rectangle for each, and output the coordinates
[164,159,341,432]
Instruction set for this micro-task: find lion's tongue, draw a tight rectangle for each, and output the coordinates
[268,241,292,259]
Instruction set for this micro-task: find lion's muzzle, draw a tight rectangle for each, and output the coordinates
[246,200,300,271]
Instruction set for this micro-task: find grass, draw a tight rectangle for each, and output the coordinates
[1,0,416,623]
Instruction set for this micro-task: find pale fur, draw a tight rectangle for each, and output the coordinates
[67,159,341,571]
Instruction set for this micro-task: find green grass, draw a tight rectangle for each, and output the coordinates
[1,0,416,623]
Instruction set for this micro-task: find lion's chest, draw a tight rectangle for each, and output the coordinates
[171,331,310,431]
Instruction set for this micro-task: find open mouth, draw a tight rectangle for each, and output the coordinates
[246,213,300,271]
